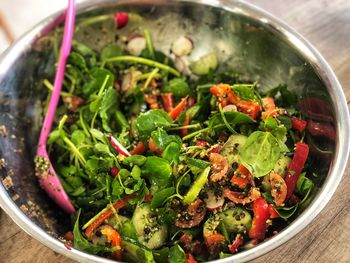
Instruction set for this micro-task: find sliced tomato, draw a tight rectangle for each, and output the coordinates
[231,164,253,189]
[270,172,287,206]
[185,253,197,263]
[130,142,147,155]
[236,100,261,120]
[169,96,188,120]
[210,84,234,107]
[204,232,226,256]
[209,153,229,182]
[100,225,123,260]
[223,187,261,205]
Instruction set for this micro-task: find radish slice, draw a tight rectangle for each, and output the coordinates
[126,35,146,56]
[205,190,225,211]
[223,104,238,112]
[109,135,131,157]
[174,56,191,75]
[171,36,193,56]
[114,12,129,29]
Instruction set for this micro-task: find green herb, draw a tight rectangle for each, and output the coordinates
[169,244,186,263]
[162,78,191,97]
[239,131,288,177]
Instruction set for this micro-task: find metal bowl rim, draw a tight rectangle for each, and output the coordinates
[0,0,349,262]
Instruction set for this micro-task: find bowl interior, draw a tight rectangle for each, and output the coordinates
[0,0,339,262]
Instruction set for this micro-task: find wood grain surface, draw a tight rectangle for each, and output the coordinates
[1,0,350,262]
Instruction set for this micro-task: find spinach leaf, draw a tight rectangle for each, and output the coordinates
[162,142,181,163]
[264,117,287,141]
[73,210,111,254]
[209,111,255,128]
[123,241,156,263]
[296,173,315,197]
[100,44,123,61]
[142,156,173,192]
[151,128,182,150]
[150,187,175,209]
[69,52,88,71]
[162,78,191,97]
[153,247,170,263]
[133,110,173,139]
[99,86,120,132]
[239,131,288,177]
[187,158,210,175]
[232,84,257,101]
[169,244,186,263]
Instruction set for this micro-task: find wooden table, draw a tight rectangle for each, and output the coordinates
[1,0,350,262]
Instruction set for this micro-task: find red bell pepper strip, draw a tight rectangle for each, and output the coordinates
[169,96,188,120]
[85,195,134,238]
[248,197,269,241]
[196,140,210,147]
[100,225,123,260]
[230,164,253,189]
[229,235,243,253]
[291,117,307,132]
[180,114,190,137]
[130,142,147,155]
[185,253,197,263]
[161,93,174,112]
[285,142,309,200]
[268,204,280,219]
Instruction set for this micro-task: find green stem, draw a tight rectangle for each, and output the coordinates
[182,124,226,141]
[58,115,87,166]
[104,56,180,77]
[135,72,161,81]
[143,68,159,90]
[76,14,112,32]
[219,104,237,134]
[43,79,71,97]
[82,203,112,230]
[143,29,155,59]
[79,110,91,138]
[170,123,202,131]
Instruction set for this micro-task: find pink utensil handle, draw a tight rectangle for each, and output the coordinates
[38,0,76,146]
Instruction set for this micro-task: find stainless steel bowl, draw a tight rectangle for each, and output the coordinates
[0,0,349,262]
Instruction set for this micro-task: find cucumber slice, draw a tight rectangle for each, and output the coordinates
[220,134,248,166]
[220,207,252,233]
[106,214,129,230]
[190,52,218,75]
[183,166,210,204]
[273,155,292,178]
[132,204,168,249]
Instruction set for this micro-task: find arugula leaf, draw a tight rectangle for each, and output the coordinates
[169,244,186,263]
[123,155,147,166]
[187,158,210,175]
[162,142,181,163]
[151,128,182,150]
[162,78,191,97]
[150,187,175,209]
[73,210,111,254]
[142,156,173,192]
[133,110,173,139]
[239,131,288,177]
[99,86,120,132]
[82,68,114,97]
